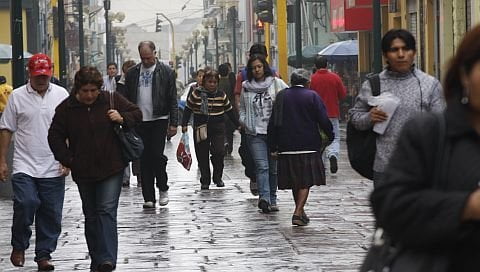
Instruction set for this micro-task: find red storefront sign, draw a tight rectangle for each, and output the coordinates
[330,0,388,32]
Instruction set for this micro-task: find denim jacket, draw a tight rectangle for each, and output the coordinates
[239,77,288,135]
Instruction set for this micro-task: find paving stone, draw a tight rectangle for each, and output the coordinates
[0,128,374,271]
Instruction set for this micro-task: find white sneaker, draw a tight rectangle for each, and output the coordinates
[142,201,155,209]
[159,191,169,206]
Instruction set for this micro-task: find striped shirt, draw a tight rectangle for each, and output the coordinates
[182,87,239,127]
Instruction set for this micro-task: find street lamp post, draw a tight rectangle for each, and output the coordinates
[104,0,111,65]
[157,13,176,68]
[78,0,85,66]
[192,30,200,69]
[202,17,219,69]
[228,6,238,73]
[201,29,209,67]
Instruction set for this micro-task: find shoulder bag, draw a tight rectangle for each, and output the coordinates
[108,91,144,162]
[346,74,381,180]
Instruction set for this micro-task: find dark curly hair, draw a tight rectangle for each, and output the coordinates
[73,66,103,93]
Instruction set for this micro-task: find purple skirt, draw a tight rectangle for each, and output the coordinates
[277,152,326,190]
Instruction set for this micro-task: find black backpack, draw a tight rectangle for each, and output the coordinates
[346,74,380,180]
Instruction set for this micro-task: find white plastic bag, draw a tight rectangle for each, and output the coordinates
[368,92,400,135]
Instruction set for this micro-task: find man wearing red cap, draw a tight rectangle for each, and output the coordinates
[0,53,69,271]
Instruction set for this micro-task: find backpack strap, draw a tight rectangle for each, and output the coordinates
[367,73,381,97]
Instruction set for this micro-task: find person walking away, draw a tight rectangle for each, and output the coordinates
[310,56,346,174]
[268,69,333,226]
[124,41,178,209]
[218,63,236,155]
[0,75,13,116]
[48,66,142,272]
[239,54,288,213]
[116,60,137,187]
[348,29,444,187]
[370,24,480,270]
[182,70,240,189]
[0,53,69,271]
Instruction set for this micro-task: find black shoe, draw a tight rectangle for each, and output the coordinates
[122,181,130,187]
[97,261,114,272]
[249,178,258,196]
[214,180,225,187]
[292,214,309,226]
[201,184,210,190]
[302,212,310,223]
[329,156,338,174]
[258,199,271,213]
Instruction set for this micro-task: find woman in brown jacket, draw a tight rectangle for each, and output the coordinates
[48,66,142,272]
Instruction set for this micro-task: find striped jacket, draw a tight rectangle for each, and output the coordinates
[181,87,239,127]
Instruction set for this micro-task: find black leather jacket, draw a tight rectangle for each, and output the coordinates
[124,60,178,126]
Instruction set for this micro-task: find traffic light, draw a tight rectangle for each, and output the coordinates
[256,19,264,35]
[256,0,273,23]
[155,15,162,32]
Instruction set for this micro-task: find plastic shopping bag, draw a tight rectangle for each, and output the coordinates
[176,133,192,170]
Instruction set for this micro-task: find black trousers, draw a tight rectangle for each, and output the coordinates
[238,131,256,179]
[193,122,226,185]
[137,119,169,203]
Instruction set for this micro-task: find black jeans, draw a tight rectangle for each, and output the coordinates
[193,122,226,185]
[137,119,169,203]
[238,131,256,179]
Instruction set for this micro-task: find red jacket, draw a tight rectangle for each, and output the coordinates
[309,69,346,118]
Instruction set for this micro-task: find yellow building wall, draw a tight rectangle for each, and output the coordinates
[0,9,29,86]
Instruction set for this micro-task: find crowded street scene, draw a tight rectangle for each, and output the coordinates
[0,0,480,271]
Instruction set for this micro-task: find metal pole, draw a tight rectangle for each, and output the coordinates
[215,27,219,69]
[58,0,67,87]
[194,42,198,69]
[277,0,288,81]
[204,38,208,67]
[78,0,85,66]
[373,0,382,73]
[295,0,302,68]
[11,0,24,88]
[231,6,237,74]
[104,0,111,65]
[158,13,176,67]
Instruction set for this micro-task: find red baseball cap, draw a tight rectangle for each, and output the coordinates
[28,53,52,77]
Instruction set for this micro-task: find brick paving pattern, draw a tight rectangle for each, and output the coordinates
[0,128,374,271]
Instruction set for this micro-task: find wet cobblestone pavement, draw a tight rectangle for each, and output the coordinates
[0,129,374,271]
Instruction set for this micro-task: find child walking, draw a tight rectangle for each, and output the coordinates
[182,70,240,190]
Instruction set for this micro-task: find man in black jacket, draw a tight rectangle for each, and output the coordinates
[125,41,178,208]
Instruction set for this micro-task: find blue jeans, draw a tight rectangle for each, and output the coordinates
[325,118,340,159]
[77,171,123,269]
[246,134,277,205]
[11,173,65,261]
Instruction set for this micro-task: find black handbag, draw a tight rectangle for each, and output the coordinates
[113,124,144,162]
[346,74,380,180]
[360,113,450,272]
[108,91,144,162]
